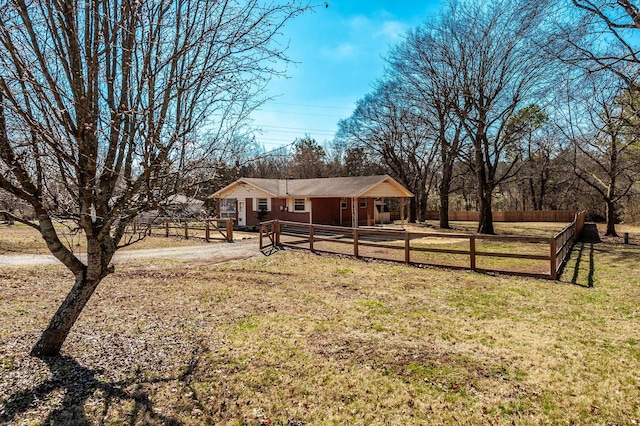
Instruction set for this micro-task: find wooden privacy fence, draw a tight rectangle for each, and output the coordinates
[260,211,585,280]
[128,218,233,242]
[424,210,579,222]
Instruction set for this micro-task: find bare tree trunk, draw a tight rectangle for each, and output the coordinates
[409,197,417,223]
[477,187,495,234]
[31,236,113,357]
[439,167,452,229]
[31,273,101,357]
[439,192,450,229]
[474,131,495,234]
[418,190,428,222]
[605,200,618,237]
[528,177,539,210]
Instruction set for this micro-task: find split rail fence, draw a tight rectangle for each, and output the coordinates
[260,211,585,280]
[127,217,233,242]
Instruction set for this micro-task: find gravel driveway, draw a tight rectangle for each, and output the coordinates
[0,238,263,267]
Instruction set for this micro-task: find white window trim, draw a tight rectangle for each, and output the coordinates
[293,198,306,212]
[253,197,271,212]
[287,197,308,212]
[220,198,237,213]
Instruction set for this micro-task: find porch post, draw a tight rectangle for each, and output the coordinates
[401,197,405,225]
[309,198,313,224]
[351,197,358,228]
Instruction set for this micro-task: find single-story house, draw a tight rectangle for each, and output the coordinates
[135,194,205,224]
[160,194,205,217]
[210,175,414,228]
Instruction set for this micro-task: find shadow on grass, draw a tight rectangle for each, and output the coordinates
[260,245,282,256]
[568,242,596,288]
[563,223,601,288]
[0,347,207,425]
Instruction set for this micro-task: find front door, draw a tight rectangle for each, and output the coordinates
[237,201,246,226]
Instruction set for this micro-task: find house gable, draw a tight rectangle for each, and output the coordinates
[359,179,413,198]
[214,180,276,200]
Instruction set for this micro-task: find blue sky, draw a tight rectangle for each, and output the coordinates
[250,0,445,151]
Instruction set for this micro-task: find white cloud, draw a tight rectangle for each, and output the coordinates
[333,43,356,58]
[375,20,407,41]
[319,15,405,61]
[345,15,371,30]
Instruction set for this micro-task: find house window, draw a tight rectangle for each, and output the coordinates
[294,198,305,211]
[360,199,367,209]
[341,198,347,209]
[257,198,268,212]
[220,198,236,218]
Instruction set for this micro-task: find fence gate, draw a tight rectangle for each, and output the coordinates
[259,221,279,254]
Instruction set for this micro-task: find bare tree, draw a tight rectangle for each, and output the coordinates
[561,74,640,236]
[0,0,311,356]
[443,0,554,233]
[387,15,470,229]
[337,80,438,222]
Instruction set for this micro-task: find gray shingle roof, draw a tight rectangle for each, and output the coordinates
[213,175,413,198]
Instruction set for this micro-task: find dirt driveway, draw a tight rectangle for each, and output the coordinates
[0,238,263,267]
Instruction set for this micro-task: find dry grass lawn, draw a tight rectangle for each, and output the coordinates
[414,220,570,237]
[1,223,639,424]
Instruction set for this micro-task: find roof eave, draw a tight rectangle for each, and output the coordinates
[210,178,278,199]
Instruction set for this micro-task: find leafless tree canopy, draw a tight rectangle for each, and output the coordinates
[564,0,640,89]
[336,79,438,222]
[336,0,559,232]
[559,72,640,235]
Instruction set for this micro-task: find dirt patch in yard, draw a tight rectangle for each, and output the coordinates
[0,238,261,267]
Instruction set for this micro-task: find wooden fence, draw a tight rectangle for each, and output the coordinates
[260,211,585,280]
[424,210,579,222]
[128,218,233,242]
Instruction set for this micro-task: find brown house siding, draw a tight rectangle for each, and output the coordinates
[311,198,341,225]
[244,197,310,227]
[235,196,377,228]
[274,198,311,224]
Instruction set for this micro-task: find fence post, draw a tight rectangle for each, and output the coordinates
[550,237,557,279]
[133,220,137,234]
[259,224,263,249]
[275,220,280,246]
[226,219,233,242]
[470,235,476,271]
[353,229,359,258]
[185,222,189,240]
[309,225,315,253]
[404,232,410,264]
[165,221,169,238]
[205,220,210,242]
